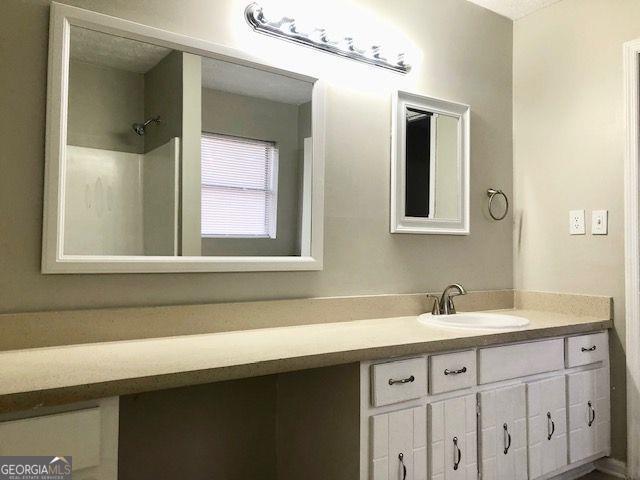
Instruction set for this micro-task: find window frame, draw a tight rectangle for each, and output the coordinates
[200,131,279,240]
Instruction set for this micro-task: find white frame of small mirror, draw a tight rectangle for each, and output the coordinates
[42,3,325,273]
[390,90,470,235]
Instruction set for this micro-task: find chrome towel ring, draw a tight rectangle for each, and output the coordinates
[487,188,509,221]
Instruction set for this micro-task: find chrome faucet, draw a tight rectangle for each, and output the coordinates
[427,284,467,315]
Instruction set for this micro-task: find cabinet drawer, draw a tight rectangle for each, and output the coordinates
[371,358,427,407]
[429,350,477,394]
[478,338,564,384]
[566,332,608,368]
[0,408,101,470]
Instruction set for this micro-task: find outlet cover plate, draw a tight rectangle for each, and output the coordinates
[592,210,608,235]
[569,209,586,235]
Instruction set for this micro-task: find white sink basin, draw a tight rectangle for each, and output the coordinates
[418,312,530,330]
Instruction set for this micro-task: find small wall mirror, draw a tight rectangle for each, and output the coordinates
[43,4,325,273]
[390,91,470,235]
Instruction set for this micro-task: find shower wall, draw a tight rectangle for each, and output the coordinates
[143,138,180,256]
[64,141,180,256]
[65,54,182,256]
[64,145,144,255]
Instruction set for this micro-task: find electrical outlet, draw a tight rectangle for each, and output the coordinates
[592,210,608,235]
[569,210,586,235]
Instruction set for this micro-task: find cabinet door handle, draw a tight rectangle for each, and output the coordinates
[547,412,556,440]
[388,375,415,386]
[444,367,467,376]
[581,345,597,352]
[398,453,407,480]
[453,436,462,470]
[503,423,512,455]
[588,401,596,427]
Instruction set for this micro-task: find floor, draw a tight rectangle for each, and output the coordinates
[580,472,618,479]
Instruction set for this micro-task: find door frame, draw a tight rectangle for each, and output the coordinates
[623,38,640,479]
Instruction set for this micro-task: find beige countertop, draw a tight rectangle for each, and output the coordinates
[0,308,611,412]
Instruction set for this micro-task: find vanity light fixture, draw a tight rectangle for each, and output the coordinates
[244,3,411,73]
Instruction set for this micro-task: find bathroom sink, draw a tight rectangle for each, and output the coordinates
[418,312,530,330]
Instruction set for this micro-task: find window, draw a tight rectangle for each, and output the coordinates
[200,132,278,238]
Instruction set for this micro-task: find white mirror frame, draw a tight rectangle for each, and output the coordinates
[42,3,325,274]
[390,90,470,235]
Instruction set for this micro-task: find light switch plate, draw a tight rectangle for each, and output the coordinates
[592,210,608,235]
[569,210,586,235]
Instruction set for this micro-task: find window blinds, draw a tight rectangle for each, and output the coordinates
[200,132,278,238]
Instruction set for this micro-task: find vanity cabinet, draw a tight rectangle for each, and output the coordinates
[526,376,568,479]
[428,395,477,480]
[567,366,611,463]
[0,398,118,480]
[361,331,611,480]
[478,384,527,480]
[371,406,427,480]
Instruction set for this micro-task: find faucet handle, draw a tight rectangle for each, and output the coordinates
[426,294,441,315]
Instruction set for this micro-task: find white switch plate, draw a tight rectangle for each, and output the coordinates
[569,210,586,235]
[592,210,608,235]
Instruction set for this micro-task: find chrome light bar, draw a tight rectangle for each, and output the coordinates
[244,3,411,74]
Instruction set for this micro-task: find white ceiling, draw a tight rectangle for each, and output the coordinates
[70,26,171,73]
[465,0,563,20]
[70,26,312,105]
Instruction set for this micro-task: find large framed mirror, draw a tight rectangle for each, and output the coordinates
[43,3,325,273]
[390,91,470,235]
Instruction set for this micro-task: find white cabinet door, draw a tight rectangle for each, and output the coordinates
[526,376,568,479]
[479,384,527,480]
[0,398,118,480]
[428,394,477,480]
[567,367,611,463]
[371,406,427,480]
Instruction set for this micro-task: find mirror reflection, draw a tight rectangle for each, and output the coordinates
[404,107,460,221]
[64,26,313,257]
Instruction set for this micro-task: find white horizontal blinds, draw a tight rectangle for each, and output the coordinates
[201,132,278,237]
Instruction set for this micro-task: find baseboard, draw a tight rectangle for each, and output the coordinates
[548,463,596,480]
[595,457,627,478]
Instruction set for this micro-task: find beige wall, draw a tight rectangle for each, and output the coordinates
[513,0,640,460]
[200,88,306,256]
[0,0,512,313]
[143,51,182,153]
[67,60,144,153]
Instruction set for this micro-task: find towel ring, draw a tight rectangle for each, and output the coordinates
[487,188,509,221]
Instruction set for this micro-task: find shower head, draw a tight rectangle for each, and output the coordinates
[132,115,161,136]
[132,123,146,136]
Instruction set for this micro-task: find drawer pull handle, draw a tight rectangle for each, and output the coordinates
[388,375,415,386]
[547,412,555,440]
[588,401,596,427]
[398,453,407,480]
[581,345,597,352]
[444,367,467,376]
[453,436,462,470]
[503,423,512,455]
